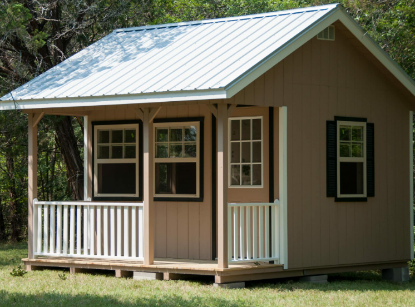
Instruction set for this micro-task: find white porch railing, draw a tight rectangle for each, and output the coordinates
[228,200,280,263]
[33,199,144,260]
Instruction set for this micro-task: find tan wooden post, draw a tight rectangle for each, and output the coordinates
[143,108,154,265]
[28,114,38,261]
[217,104,229,268]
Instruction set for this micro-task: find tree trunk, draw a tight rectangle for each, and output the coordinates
[0,200,6,242]
[5,149,20,241]
[54,116,84,200]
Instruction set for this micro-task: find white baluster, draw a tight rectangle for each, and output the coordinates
[90,206,95,256]
[50,205,55,254]
[124,207,129,257]
[43,205,49,253]
[56,205,62,254]
[253,206,257,259]
[117,206,121,256]
[138,206,143,258]
[259,206,264,259]
[246,206,251,260]
[233,207,239,260]
[131,207,136,258]
[110,206,115,256]
[63,205,68,254]
[265,205,269,259]
[97,206,101,256]
[104,206,108,256]
[227,205,232,262]
[240,207,245,260]
[70,205,75,255]
[83,205,88,255]
[77,205,81,255]
[37,205,42,254]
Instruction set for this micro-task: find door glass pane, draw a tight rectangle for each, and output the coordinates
[340,143,351,157]
[352,126,363,141]
[231,165,240,185]
[124,130,136,143]
[156,144,168,158]
[241,142,251,163]
[231,120,240,141]
[170,128,182,142]
[252,119,261,140]
[184,144,196,157]
[339,126,351,141]
[112,130,123,143]
[156,128,168,142]
[169,144,182,158]
[241,119,250,140]
[252,164,261,186]
[98,130,109,144]
[231,142,240,163]
[184,127,197,141]
[241,165,251,185]
[98,146,109,159]
[124,145,136,158]
[340,162,364,194]
[252,141,261,162]
[111,145,123,158]
[352,143,363,157]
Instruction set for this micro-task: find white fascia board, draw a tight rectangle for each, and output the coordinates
[225,8,415,99]
[0,89,227,110]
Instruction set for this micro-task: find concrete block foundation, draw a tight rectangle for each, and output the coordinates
[382,267,409,283]
[133,271,163,281]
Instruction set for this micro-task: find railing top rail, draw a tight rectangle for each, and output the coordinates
[33,199,144,207]
[228,200,279,207]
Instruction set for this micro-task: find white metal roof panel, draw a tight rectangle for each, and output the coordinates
[1,4,340,104]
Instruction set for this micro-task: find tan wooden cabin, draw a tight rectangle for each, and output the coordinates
[1,4,414,285]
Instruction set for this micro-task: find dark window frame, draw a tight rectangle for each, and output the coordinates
[153,117,204,202]
[92,120,143,201]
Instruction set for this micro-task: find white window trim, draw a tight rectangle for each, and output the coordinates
[153,121,200,198]
[228,116,264,188]
[337,121,367,198]
[93,123,139,198]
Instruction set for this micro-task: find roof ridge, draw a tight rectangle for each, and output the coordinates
[113,3,339,33]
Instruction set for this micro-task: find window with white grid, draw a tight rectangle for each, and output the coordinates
[229,116,263,187]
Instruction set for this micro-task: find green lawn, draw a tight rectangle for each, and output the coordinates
[1,242,415,306]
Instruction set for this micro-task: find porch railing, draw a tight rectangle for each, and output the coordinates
[33,199,144,260]
[228,200,280,263]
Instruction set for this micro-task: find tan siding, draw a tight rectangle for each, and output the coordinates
[88,103,213,260]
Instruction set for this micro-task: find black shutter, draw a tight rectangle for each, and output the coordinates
[366,123,375,197]
[327,121,337,197]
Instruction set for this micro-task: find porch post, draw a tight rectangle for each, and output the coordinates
[217,104,229,269]
[28,114,38,260]
[143,108,154,265]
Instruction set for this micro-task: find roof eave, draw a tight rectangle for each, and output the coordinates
[0,89,227,110]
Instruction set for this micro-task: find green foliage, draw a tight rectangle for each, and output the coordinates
[58,272,68,281]
[10,264,27,277]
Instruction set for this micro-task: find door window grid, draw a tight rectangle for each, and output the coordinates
[229,117,263,187]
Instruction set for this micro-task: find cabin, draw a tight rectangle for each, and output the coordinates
[1,4,414,286]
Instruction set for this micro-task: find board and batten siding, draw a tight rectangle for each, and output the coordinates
[86,104,213,260]
[230,24,412,269]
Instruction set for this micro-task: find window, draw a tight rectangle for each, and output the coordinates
[317,25,335,41]
[93,122,140,199]
[337,121,366,198]
[229,116,263,187]
[153,120,201,199]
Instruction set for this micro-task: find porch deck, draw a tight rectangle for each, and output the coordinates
[22,257,285,283]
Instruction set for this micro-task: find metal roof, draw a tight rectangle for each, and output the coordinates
[1,4,340,106]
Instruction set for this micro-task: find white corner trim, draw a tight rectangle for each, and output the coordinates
[84,115,88,201]
[410,111,414,260]
[279,106,288,269]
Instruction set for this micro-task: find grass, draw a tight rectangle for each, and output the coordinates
[1,242,415,306]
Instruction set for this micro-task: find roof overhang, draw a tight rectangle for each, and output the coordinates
[1,6,414,111]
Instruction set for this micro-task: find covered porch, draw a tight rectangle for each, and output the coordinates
[24,103,288,282]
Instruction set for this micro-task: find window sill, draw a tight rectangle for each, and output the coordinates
[335,197,367,202]
[92,196,142,202]
[154,196,203,202]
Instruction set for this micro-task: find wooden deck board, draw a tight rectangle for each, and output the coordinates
[22,257,284,276]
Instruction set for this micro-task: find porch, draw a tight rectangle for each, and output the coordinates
[25,103,288,282]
